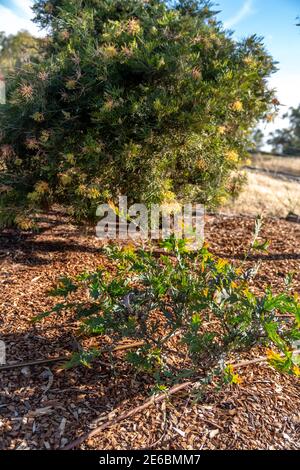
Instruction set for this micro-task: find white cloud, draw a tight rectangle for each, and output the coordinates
[0,1,44,37]
[269,73,300,111]
[12,0,34,17]
[224,0,255,29]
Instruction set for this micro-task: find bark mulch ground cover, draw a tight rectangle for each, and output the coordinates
[0,210,299,450]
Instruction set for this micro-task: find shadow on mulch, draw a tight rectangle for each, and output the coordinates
[0,208,99,266]
[0,234,101,267]
[0,328,149,450]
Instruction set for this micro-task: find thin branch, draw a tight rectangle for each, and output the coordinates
[231,349,300,369]
[0,341,144,372]
[0,355,68,371]
[63,381,192,450]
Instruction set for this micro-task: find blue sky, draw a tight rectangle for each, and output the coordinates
[0,0,299,140]
[216,0,300,140]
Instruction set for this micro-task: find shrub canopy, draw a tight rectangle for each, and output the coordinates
[0,0,277,227]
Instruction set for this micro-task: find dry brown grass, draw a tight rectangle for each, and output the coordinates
[223,170,300,217]
[251,154,300,177]
[222,154,300,217]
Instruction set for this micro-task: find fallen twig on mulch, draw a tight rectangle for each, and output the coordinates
[0,355,69,371]
[0,341,144,372]
[231,349,300,369]
[63,381,193,450]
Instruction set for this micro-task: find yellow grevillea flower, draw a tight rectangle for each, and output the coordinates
[76,184,87,196]
[60,30,70,40]
[127,19,141,35]
[32,112,45,122]
[14,158,23,166]
[191,67,202,80]
[266,349,282,362]
[217,195,228,205]
[243,56,256,66]
[216,258,229,270]
[19,84,33,100]
[40,130,50,143]
[15,215,33,231]
[225,364,242,385]
[218,126,226,135]
[162,190,177,203]
[266,113,275,123]
[225,150,239,163]
[293,365,300,376]
[232,374,242,385]
[66,80,77,90]
[35,181,49,194]
[103,98,115,111]
[65,153,75,165]
[102,45,118,58]
[121,45,133,57]
[1,145,14,159]
[197,158,208,170]
[231,100,243,112]
[25,138,39,150]
[38,71,49,81]
[59,173,72,186]
[87,187,101,200]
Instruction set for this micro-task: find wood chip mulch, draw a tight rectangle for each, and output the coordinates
[0,210,299,450]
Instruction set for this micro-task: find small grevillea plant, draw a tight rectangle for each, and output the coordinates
[34,220,300,389]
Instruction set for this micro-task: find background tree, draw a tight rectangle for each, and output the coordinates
[251,128,265,152]
[0,0,277,228]
[267,105,300,156]
[0,30,43,76]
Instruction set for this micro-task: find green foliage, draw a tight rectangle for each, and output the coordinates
[35,223,300,386]
[0,0,277,227]
[267,105,300,156]
[48,276,78,297]
[63,348,100,369]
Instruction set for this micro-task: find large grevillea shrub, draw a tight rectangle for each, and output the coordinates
[0,0,277,228]
[35,221,300,389]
